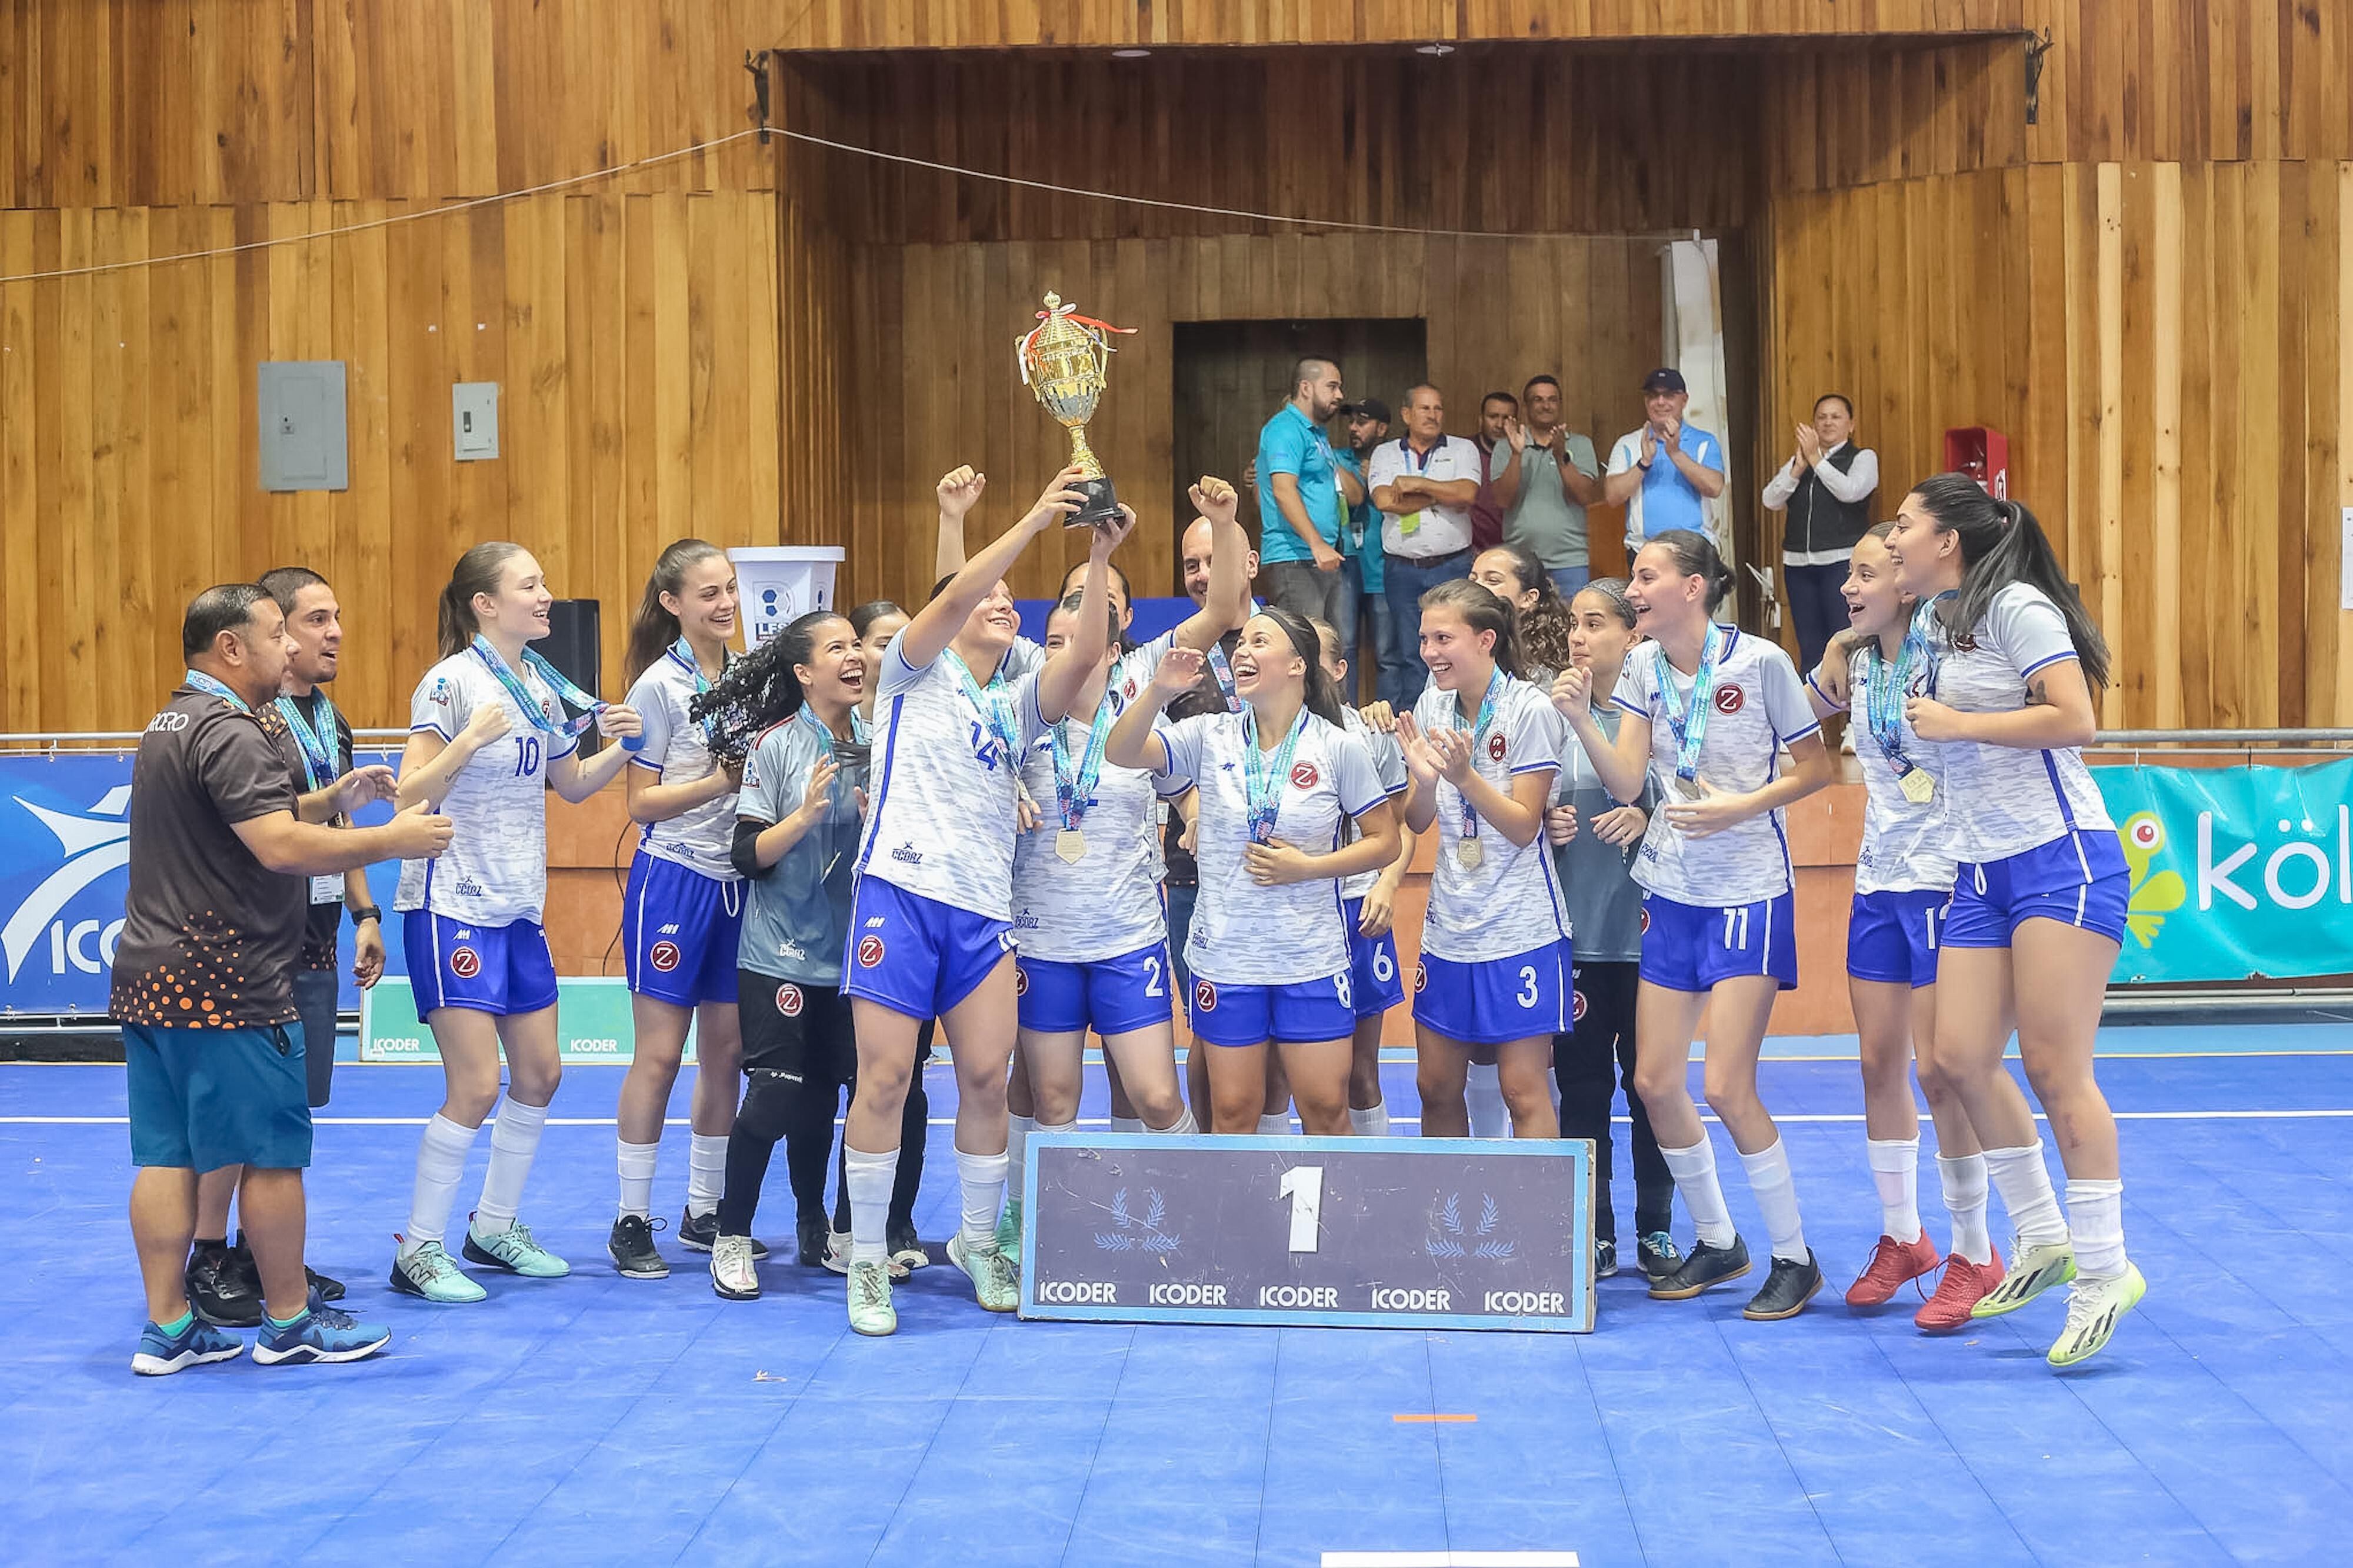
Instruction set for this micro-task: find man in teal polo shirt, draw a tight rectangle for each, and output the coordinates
[1605,366,1727,548]
[1256,356,1362,628]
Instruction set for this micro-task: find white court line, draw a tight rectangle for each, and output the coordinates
[1323,1553,1581,1567]
[8,1110,2353,1127]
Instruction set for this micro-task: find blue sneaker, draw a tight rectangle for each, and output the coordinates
[252,1296,391,1366]
[463,1217,571,1279]
[131,1316,244,1376]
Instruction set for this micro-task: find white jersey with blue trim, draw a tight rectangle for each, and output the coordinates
[394,650,577,926]
[1929,583,2112,864]
[622,648,740,880]
[1156,709,1386,988]
[1609,626,1818,907]
[1338,706,1409,902]
[1011,699,1188,965]
[1413,676,1571,962]
[855,632,1048,922]
[1811,662,1957,896]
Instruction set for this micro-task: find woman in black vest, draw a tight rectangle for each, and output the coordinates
[1763,393,1879,678]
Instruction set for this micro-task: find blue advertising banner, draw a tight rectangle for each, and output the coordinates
[0,750,406,1017]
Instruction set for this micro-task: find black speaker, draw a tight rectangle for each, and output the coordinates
[541,599,605,750]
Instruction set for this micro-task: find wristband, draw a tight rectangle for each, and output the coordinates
[348,905,382,927]
[620,733,645,753]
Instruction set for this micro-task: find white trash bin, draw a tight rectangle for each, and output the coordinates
[728,545,846,648]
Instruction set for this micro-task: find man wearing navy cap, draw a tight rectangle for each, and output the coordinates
[1605,368,1727,549]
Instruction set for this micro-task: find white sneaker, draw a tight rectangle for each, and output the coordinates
[827,1230,909,1280]
[847,1259,897,1336]
[710,1233,760,1300]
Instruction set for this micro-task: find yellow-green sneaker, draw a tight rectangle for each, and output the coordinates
[994,1196,1024,1265]
[1969,1236,2075,1319]
[2047,1263,2146,1367]
[948,1232,1020,1312]
[847,1259,896,1337]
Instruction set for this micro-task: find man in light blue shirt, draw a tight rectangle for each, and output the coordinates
[1605,366,1727,547]
[1255,356,1362,629]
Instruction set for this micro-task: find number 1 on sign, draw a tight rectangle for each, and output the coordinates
[1278,1165,1324,1253]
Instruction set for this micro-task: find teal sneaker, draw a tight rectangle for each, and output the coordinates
[388,1237,486,1303]
[131,1315,245,1376]
[462,1217,571,1279]
[994,1196,1024,1266]
[847,1259,897,1336]
[948,1232,1019,1312]
[254,1295,392,1366]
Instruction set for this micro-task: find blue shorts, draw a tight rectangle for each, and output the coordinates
[1414,939,1574,1045]
[1945,830,2129,948]
[406,910,559,1019]
[1342,897,1406,1020]
[1188,972,1355,1047]
[125,1020,313,1171]
[1638,891,1798,993]
[842,876,1016,1021]
[1016,942,1175,1036]
[623,854,744,1007]
[1847,888,1949,987]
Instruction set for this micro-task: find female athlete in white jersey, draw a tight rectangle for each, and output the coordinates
[1397,580,1569,1140]
[1552,529,1834,1320]
[1805,525,2014,1327]
[1877,476,2139,1367]
[389,543,643,1302]
[608,540,749,1279]
[838,466,1089,1335]
[1106,606,1401,1135]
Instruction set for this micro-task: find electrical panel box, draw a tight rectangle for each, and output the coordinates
[454,382,500,461]
[256,361,349,492]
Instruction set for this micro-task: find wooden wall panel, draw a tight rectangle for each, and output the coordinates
[0,190,781,733]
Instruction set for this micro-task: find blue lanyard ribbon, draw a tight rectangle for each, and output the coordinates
[275,690,338,789]
[1452,667,1505,840]
[474,636,599,737]
[184,669,251,713]
[1859,598,1945,777]
[1204,642,1243,713]
[1243,708,1308,844]
[796,702,869,759]
[669,636,733,742]
[1050,689,1118,831]
[946,650,1023,766]
[1653,624,1726,786]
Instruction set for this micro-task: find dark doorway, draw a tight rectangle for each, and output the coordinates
[1169,319,1428,576]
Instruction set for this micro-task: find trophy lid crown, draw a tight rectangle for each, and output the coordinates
[1041,291,1063,311]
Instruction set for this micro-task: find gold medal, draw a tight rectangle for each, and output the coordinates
[1898,768,1935,805]
[1672,776,1705,802]
[1457,838,1485,869]
[1055,828,1086,864]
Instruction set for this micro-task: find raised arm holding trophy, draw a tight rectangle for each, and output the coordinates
[1016,290,1132,529]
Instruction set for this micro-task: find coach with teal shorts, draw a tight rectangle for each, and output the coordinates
[113,583,451,1374]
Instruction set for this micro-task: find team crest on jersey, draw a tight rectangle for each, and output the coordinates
[1413,961,1428,993]
[1714,685,1745,715]
[1487,732,1507,762]
[1571,989,1588,1022]
[1290,762,1319,790]
[448,946,482,980]
[649,940,682,973]
[776,983,804,1017]
[1194,979,1217,1012]
[857,934,885,969]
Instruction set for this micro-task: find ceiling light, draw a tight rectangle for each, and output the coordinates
[1111,47,1151,58]
[1415,42,1454,56]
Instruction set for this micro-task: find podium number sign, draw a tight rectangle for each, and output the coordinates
[1018,1134,1596,1332]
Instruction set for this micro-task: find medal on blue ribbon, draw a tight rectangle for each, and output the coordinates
[1204,641,1243,713]
[1243,708,1308,845]
[183,669,252,713]
[669,636,737,746]
[1862,599,1944,806]
[274,690,339,791]
[1049,689,1116,863]
[474,635,601,738]
[1653,623,1725,802]
[1450,668,1506,869]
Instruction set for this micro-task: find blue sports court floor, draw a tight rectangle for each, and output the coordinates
[4,1023,2348,1566]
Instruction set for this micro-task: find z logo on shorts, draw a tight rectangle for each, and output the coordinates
[1714,685,1745,715]
[776,983,804,1017]
[1193,979,1217,1012]
[649,940,682,973]
[856,935,885,969]
[449,946,482,980]
[1014,965,1030,996]
[1571,989,1588,1022]
[1290,762,1319,790]
[1639,906,1652,935]
[1413,961,1428,994]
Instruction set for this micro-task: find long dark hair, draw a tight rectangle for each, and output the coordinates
[1251,605,1347,728]
[436,542,529,659]
[1908,474,2110,688]
[1479,545,1569,676]
[1645,528,1737,617]
[690,610,847,763]
[1417,578,1524,680]
[847,599,905,640]
[625,539,729,687]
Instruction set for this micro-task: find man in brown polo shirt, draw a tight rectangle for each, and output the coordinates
[117,583,453,1374]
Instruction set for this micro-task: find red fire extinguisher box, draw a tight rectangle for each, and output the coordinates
[1944,426,2010,498]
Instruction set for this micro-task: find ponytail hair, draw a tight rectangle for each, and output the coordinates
[1416,578,1524,680]
[1646,528,1737,616]
[690,609,848,763]
[1909,474,2110,688]
[625,538,729,688]
[1477,543,1571,678]
[436,542,528,659]
[1252,605,1347,728]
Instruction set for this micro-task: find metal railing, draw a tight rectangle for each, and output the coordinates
[0,728,411,757]
[2088,727,2353,762]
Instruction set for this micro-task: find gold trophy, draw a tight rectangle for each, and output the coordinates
[1016,291,1132,528]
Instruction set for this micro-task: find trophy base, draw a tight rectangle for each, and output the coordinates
[1068,475,1122,529]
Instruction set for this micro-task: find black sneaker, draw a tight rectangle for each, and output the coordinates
[796,1214,831,1269]
[678,1207,767,1259]
[186,1240,264,1328]
[1638,1230,1684,1282]
[888,1221,929,1273]
[1648,1234,1752,1300]
[1596,1238,1619,1279]
[1742,1249,1824,1321]
[305,1265,346,1302]
[607,1213,670,1280]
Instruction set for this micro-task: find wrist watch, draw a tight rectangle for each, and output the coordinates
[348,905,382,927]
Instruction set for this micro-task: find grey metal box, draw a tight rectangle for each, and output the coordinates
[257,361,349,492]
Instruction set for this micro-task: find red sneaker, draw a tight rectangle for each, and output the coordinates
[1914,1252,2008,1332]
[1844,1231,1942,1306]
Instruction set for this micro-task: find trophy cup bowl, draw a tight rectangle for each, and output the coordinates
[1018,292,1128,528]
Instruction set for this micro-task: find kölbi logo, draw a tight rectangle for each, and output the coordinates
[2181,805,2352,916]
[2,784,132,982]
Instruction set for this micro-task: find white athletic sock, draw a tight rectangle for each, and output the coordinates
[2065,1177,2127,1278]
[1149,1106,1198,1135]
[1465,1062,1508,1137]
[1348,1100,1391,1137]
[1983,1141,2069,1249]
[1866,1137,1924,1243]
[1109,1115,1144,1135]
[1739,1138,1808,1264]
[1258,1112,1291,1135]
[1661,1136,1737,1249]
[404,1113,479,1253]
[956,1147,1010,1251]
[845,1145,899,1265]
[616,1137,658,1221]
[1005,1113,1034,1180]
[686,1133,728,1218]
[475,1097,550,1235]
[1937,1152,1994,1265]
